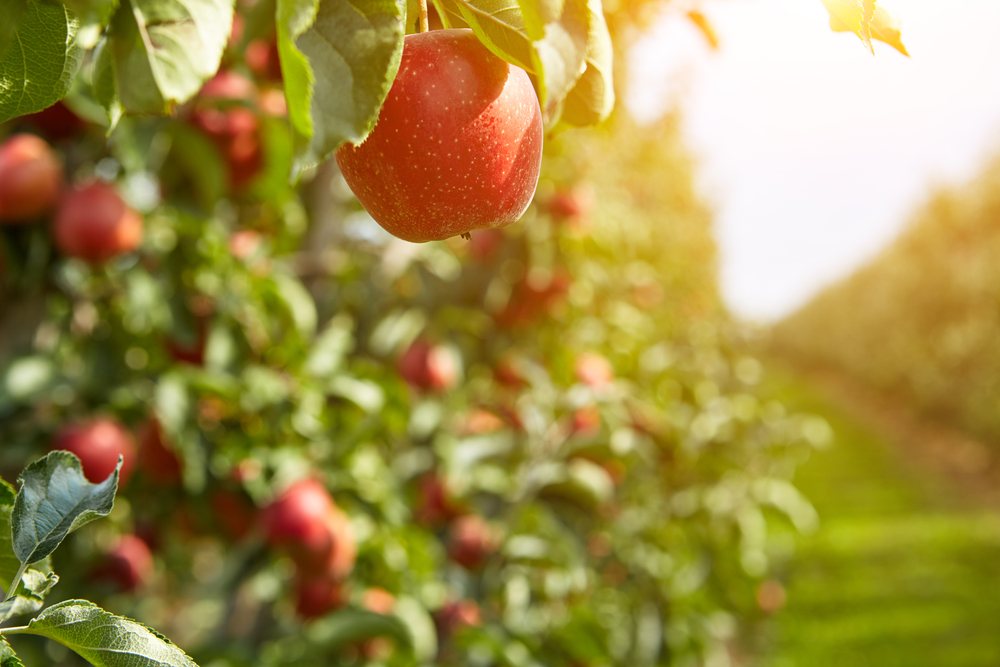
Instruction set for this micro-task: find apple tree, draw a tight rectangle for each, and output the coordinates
[0,0,904,666]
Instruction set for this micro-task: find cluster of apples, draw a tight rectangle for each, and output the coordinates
[260,478,357,618]
[0,134,142,263]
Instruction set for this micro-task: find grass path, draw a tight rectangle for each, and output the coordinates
[758,368,1000,667]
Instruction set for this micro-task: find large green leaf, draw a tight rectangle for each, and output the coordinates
[0,0,29,60]
[9,451,118,589]
[278,0,406,174]
[6,600,198,667]
[306,609,413,650]
[560,0,612,126]
[95,0,234,118]
[447,0,534,73]
[524,0,587,107]
[0,0,83,123]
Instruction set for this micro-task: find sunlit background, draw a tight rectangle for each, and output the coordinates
[628,0,1000,320]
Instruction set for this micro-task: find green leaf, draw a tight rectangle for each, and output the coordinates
[521,0,587,106]
[446,0,535,73]
[0,0,29,60]
[96,0,234,117]
[7,600,198,667]
[307,608,413,650]
[0,638,24,667]
[279,0,406,174]
[11,451,118,571]
[272,273,317,339]
[0,1,83,123]
[560,0,612,126]
[62,0,119,48]
[429,0,467,29]
[0,478,14,508]
[0,570,59,623]
[92,36,123,128]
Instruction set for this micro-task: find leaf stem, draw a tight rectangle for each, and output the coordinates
[3,563,28,604]
[0,626,29,635]
[419,0,428,32]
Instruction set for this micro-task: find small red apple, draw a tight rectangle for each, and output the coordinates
[261,479,334,550]
[336,29,543,242]
[572,405,602,436]
[210,489,256,541]
[295,574,349,619]
[0,134,63,223]
[447,515,501,570]
[574,352,614,388]
[434,599,482,639]
[137,419,182,485]
[52,183,143,263]
[91,534,154,592]
[54,417,137,485]
[398,340,459,392]
[261,479,356,578]
[198,70,257,102]
[414,472,465,527]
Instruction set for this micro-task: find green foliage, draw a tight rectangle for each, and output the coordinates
[773,155,1000,444]
[6,600,199,667]
[10,451,119,571]
[0,454,197,667]
[0,1,83,123]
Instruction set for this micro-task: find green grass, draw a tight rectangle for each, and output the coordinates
[758,370,1000,667]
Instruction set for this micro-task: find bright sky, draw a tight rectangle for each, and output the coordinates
[628,0,1000,321]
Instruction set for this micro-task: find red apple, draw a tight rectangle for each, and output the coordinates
[398,340,459,392]
[574,352,614,388]
[198,70,257,102]
[295,574,349,619]
[91,534,154,592]
[190,98,263,192]
[261,479,334,550]
[52,183,143,263]
[137,419,182,485]
[54,417,137,485]
[414,472,465,527]
[210,490,256,541]
[447,515,501,570]
[336,29,543,242]
[0,134,63,223]
[261,479,356,578]
[434,599,482,638]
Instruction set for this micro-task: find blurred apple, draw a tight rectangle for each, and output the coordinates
[447,515,501,570]
[91,534,154,592]
[53,182,143,263]
[546,184,595,235]
[0,134,63,223]
[137,419,181,485]
[574,352,614,388]
[211,489,256,541]
[295,574,349,619]
[54,417,137,485]
[434,598,482,638]
[414,472,465,527]
[398,340,460,391]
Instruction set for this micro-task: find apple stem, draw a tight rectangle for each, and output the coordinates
[419,0,429,32]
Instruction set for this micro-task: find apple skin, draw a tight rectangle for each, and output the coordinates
[53,183,143,263]
[295,574,349,619]
[336,29,543,243]
[261,479,356,578]
[447,514,501,570]
[54,417,137,485]
[137,419,182,485]
[92,534,154,592]
[398,340,459,392]
[0,134,63,223]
